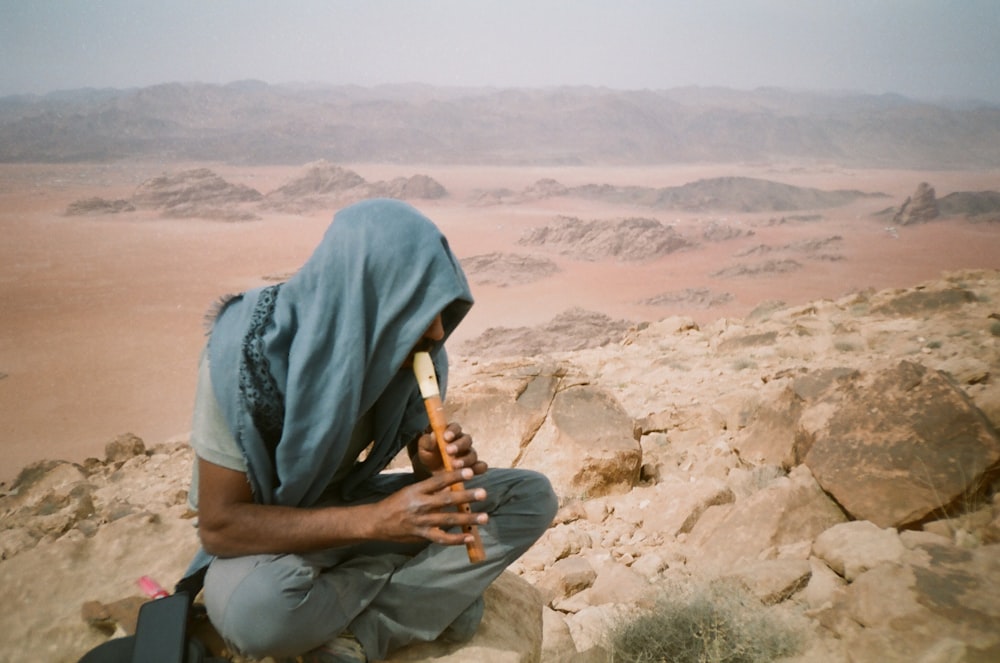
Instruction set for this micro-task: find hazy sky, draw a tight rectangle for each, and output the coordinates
[2,0,999,102]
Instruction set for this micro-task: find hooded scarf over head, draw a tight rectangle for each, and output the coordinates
[206,199,473,507]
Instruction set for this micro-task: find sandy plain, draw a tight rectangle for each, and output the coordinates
[2,161,999,485]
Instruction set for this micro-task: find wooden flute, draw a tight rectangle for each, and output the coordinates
[412,351,487,563]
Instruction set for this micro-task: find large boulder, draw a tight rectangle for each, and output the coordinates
[732,384,805,468]
[817,541,1000,661]
[812,520,907,582]
[385,572,544,663]
[517,384,641,501]
[732,367,863,470]
[449,361,641,501]
[685,465,847,570]
[447,361,565,469]
[803,360,1000,528]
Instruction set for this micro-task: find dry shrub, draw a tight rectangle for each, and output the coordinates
[608,579,801,663]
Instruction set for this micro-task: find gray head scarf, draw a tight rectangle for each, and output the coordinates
[207,199,473,507]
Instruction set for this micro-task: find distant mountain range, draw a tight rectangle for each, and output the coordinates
[2,82,998,167]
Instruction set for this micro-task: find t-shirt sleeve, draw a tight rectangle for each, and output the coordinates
[188,349,246,509]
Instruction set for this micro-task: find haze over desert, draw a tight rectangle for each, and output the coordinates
[2,159,998,485]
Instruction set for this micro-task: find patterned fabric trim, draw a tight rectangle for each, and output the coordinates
[239,284,284,453]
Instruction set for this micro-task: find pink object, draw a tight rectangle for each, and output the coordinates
[138,575,170,599]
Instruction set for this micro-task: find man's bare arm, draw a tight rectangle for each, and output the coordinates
[196,458,487,558]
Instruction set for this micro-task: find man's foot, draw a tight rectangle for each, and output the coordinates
[281,631,367,663]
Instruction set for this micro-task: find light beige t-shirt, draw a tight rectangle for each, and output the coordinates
[188,351,373,508]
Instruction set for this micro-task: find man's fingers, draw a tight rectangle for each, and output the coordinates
[419,504,489,535]
[423,468,473,491]
[428,481,487,510]
[420,425,480,474]
[424,526,479,547]
[419,431,440,453]
[442,432,474,466]
[413,471,488,514]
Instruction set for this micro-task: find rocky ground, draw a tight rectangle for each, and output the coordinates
[2,268,999,662]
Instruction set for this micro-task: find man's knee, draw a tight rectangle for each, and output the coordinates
[521,469,559,531]
[206,555,322,657]
[495,469,558,538]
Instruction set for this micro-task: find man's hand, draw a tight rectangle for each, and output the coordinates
[372,468,488,546]
[412,421,489,477]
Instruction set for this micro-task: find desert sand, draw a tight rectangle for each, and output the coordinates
[2,161,999,485]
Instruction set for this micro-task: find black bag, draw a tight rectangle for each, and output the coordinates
[78,591,225,663]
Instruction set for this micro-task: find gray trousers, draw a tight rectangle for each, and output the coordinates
[202,468,557,660]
